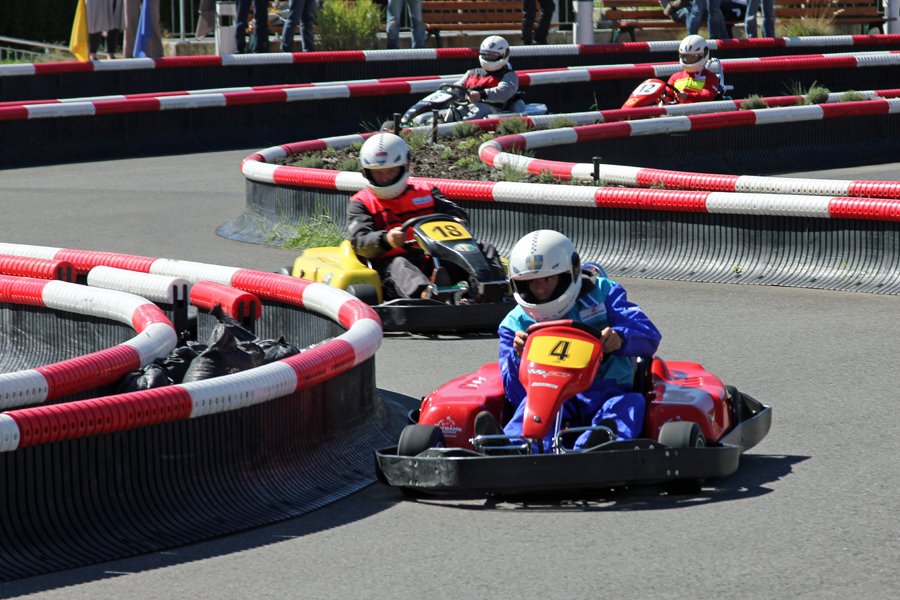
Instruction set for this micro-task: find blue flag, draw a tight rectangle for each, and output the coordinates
[133,0,154,58]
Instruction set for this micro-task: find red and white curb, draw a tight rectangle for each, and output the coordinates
[2,34,897,79]
[0,244,382,452]
[0,276,177,409]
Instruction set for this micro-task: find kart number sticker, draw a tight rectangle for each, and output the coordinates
[419,221,472,241]
[527,336,593,368]
[635,81,662,96]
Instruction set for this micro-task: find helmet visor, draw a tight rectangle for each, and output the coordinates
[680,52,704,64]
[480,50,504,61]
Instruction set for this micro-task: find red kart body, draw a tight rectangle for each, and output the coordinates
[419,322,733,448]
[622,78,672,109]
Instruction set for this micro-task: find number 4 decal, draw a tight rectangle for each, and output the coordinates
[550,341,570,361]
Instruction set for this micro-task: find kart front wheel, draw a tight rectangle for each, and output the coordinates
[347,284,379,306]
[659,421,705,495]
[397,424,446,457]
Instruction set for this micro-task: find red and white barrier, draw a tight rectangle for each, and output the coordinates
[0,244,382,452]
[0,275,177,409]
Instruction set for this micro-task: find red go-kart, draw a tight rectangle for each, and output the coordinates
[621,58,732,109]
[375,319,771,495]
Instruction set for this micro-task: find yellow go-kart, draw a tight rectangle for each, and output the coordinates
[279,214,513,333]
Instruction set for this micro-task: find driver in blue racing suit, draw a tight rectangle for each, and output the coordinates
[479,230,662,452]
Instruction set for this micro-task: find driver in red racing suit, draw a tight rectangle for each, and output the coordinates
[666,34,720,104]
[348,132,504,300]
[447,35,520,121]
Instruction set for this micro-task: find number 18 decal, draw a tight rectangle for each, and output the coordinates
[526,336,594,368]
[419,221,472,241]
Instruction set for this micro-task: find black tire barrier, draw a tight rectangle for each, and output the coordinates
[0,286,403,582]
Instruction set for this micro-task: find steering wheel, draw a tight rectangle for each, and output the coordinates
[438,83,473,107]
[527,319,604,341]
[661,82,681,105]
[394,215,435,250]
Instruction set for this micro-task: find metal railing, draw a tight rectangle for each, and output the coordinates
[0,36,71,63]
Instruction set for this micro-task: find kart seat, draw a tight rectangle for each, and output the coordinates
[503,91,527,113]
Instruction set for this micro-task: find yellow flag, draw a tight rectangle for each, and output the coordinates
[69,0,90,62]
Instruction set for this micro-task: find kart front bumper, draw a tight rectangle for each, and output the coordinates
[375,299,513,333]
[375,406,771,495]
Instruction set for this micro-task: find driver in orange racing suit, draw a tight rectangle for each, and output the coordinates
[667,35,720,104]
[347,132,505,300]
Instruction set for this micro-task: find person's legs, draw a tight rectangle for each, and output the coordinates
[685,0,707,35]
[106,29,122,57]
[761,0,775,38]
[463,103,500,120]
[147,0,163,57]
[534,0,556,44]
[88,32,103,60]
[708,0,729,39]
[252,0,270,52]
[408,0,426,48]
[381,255,431,299]
[281,0,300,51]
[386,0,403,48]
[744,0,759,38]
[123,0,140,57]
[300,0,317,51]
[521,0,537,44]
[236,0,252,53]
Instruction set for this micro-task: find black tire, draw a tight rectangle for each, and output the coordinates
[397,424,446,457]
[277,266,293,277]
[659,421,705,495]
[347,283,379,306]
[726,385,743,428]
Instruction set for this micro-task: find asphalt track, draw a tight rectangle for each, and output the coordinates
[0,151,899,599]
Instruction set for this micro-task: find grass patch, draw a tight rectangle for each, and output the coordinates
[538,170,556,184]
[275,209,345,250]
[400,129,428,150]
[452,122,480,138]
[740,95,770,110]
[840,90,868,102]
[502,163,524,182]
[789,81,830,105]
[336,157,360,171]
[295,155,325,168]
[546,116,576,129]
[497,117,530,136]
[315,0,383,51]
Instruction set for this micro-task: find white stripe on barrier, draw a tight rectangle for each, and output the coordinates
[597,164,643,185]
[887,98,900,113]
[825,91,882,103]
[752,104,824,125]
[93,58,156,71]
[521,127,579,149]
[784,35,850,47]
[665,100,737,116]
[0,243,61,260]
[87,266,190,304]
[26,102,96,119]
[526,70,591,85]
[334,171,367,192]
[241,159,277,184]
[0,414,21,453]
[492,181,598,206]
[512,44,579,57]
[300,284,356,323]
[706,192,833,217]
[222,53,295,66]
[159,94,227,110]
[42,280,154,324]
[285,86,352,102]
[408,79,446,94]
[0,64,36,77]
[149,260,241,285]
[0,371,49,410]
[652,64,682,78]
[629,117,692,136]
[122,322,179,363]
[343,318,383,366]
[370,49,437,61]
[647,41,681,52]
[63,94,127,103]
[257,146,289,163]
[734,176,851,196]
[320,134,366,148]
[490,149,534,170]
[185,360,298,418]
[853,51,899,68]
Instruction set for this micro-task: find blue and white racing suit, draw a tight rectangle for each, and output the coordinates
[498,274,662,451]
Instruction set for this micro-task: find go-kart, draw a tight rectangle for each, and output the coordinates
[375,319,771,495]
[621,58,733,108]
[399,83,548,126]
[280,214,512,333]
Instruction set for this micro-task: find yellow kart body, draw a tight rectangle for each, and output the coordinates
[290,240,384,304]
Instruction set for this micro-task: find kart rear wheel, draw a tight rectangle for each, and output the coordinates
[397,424,446,457]
[277,266,293,277]
[659,421,705,495]
[347,284,379,306]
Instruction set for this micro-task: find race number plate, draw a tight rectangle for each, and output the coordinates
[527,336,594,368]
[634,80,662,96]
[419,221,472,241]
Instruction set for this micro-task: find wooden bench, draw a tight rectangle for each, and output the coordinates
[599,0,892,43]
[422,1,559,47]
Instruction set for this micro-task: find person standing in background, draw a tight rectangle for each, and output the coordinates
[386,0,426,49]
[281,0,317,52]
[521,0,555,45]
[124,0,163,58]
[744,0,775,38]
[237,0,271,53]
[686,0,729,39]
[86,0,124,60]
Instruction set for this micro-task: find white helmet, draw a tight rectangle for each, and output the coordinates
[479,36,510,71]
[358,133,410,199]
[679,35,710,74]
[508,230,582,322]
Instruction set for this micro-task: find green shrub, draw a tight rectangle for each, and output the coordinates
[546,116,576,129]
[806,83,831,105]
[315,0,383,51]
[293,154,325,169]
[497,117,530,136]
[740,95,770,110]
[336,157,360,171]
[840,90,868,102]
[400,129,428,150]
[538,170,556,184]
[452,122,480,139]
[501,163,523,182]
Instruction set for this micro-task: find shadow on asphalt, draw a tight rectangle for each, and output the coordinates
[407,454,809,511]
[0,390,419,598]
